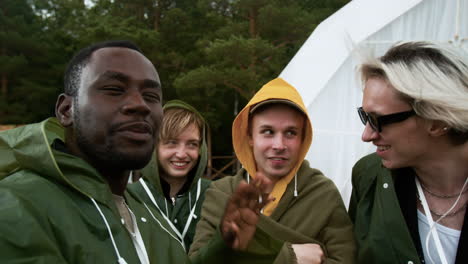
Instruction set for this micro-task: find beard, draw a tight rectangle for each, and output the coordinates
[73,106,154,172]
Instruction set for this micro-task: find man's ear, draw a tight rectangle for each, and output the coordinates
[428,120,449,137]
[55,94,74,127]
[248,134,253,147]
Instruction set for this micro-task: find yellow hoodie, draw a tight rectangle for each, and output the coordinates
[232,78,312,216]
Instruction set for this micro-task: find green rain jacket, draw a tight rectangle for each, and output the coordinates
[128,100,211,251]
[349,153,468,264]
[0,118,280,264]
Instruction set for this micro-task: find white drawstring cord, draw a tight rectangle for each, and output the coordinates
[143,203,186,251]
[294,173,298,197]
[189,190,192,208]
[181,179,201,238]
[90,197,128,264]
[164,199,169,217]
[138,178,203,251]
[139,179,184,240]
[188,190,198,219]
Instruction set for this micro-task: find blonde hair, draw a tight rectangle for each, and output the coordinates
[159,107,203,142]
[359,41,468,143]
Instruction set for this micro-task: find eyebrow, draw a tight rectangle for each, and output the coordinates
[142,79,161,90]
[258,124,299,130]
[100,71,161,90]
[101,71,129,83]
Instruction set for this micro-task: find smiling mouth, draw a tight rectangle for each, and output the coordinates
[377,145,390,151]
[268,157,288,166]
[171,161,190,168]
[268,157,287,160]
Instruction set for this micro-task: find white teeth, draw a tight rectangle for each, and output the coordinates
[377,146,390,151]
[172,162,187,166]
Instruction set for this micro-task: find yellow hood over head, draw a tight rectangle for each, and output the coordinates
[232,78,313,216]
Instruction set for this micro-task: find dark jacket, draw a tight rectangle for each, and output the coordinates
[128,100,211,251]
[349,153,468,264]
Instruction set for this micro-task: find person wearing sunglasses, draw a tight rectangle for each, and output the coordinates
[349,41,468,264]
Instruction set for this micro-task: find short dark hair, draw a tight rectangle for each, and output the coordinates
[64,40,143,96]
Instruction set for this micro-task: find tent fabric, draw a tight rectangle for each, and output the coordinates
[279,0,468,206]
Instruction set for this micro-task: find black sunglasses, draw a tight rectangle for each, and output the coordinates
[357,107,416,132]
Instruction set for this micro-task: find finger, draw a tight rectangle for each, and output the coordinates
[239,180,264,211]
[237,181,255,208]
[238,207,259,225]
[230,181,255,211]
[247,194,258,211]
[221,223,239,248]
[253,171,273,193]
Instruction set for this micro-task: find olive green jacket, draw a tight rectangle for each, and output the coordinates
[349,153,421,264]
[190,161,357,264]
[349,153,468,264]
[129,100,211,251]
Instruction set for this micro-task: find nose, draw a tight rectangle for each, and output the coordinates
[361,122,379,142]
[272,135,286,151]
[121,89,151,116]
[174,145,188,159]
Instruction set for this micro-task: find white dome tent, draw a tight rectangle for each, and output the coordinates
[280,0,468,206]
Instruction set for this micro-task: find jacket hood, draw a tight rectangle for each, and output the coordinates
[0,118,111,203]
[141,100,208,194]
[232,78,313,215]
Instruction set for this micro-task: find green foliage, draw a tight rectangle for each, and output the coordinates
[1,0,349,155]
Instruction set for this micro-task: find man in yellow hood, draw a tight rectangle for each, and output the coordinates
[190,78,356,263]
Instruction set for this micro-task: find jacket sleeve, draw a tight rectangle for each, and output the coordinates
[188,183,225,257]
[190,228,281,264]
[0,188,68,263]
[189,181,282,264]
[322,195,357,264]
[272,242,297,264]
[314,180,356,264]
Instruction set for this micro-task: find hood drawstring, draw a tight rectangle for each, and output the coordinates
[182,179,201,237]
[246,172,299,197]
[188,190,197,220]
[138,179,184,242]
[188,190,192,208]
[246,173,263,214]
[164,199,169,217]
[142,202,186,251]
[294,173,298,197]
[90,197,128,264]
[138,178,202,251]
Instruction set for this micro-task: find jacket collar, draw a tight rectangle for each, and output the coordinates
[0,118,116,205]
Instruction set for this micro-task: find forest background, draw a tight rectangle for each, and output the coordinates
[1,0,348,175]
